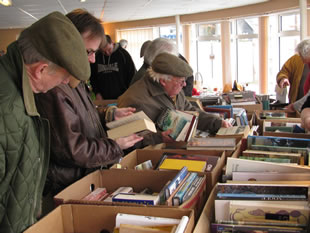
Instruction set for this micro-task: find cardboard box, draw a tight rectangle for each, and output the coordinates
[111,149,226,195]
[54,169,207,219]
[236,103,262,114]
[25,204,195,233]
[193,184,216,233]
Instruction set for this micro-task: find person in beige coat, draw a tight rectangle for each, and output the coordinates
[118,52,231,148]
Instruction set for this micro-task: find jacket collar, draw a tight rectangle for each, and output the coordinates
[144,75,166,97]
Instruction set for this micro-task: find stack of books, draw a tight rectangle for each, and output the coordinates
[187,137,236,150]
[212,182,310,232]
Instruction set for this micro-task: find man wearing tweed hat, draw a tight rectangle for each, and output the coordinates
[118,52,232,147]
[0,12,90,233]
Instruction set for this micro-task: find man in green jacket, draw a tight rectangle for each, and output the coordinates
[0,12,90,233]
[118,53,231,147]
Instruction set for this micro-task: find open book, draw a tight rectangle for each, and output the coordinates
[156,108,198,142]
[106,111,156,140]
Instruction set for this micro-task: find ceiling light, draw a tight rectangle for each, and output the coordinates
[0,0,12,6]
[80,0,86,2]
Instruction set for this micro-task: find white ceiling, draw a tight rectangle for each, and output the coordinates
[0,0,268,29]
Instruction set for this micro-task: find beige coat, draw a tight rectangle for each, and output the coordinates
[117,75,222,147]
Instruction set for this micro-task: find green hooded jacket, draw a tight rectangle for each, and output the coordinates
[0,41,50,233]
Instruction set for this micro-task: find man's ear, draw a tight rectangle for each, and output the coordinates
[33,62,49,81]
[159,79,166,87]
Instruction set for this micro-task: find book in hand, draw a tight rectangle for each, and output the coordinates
[156,108,198,142]
[112,193,159,205]
[187,137,236,150]
[158,157,207,172]
[106,111,157,140]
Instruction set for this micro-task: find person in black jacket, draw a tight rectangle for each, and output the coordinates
[90,35,136,100]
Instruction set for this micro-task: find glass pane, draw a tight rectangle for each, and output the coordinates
[159,26,176,39]
[267,15,280,95]
[197,40,222,90]
[279,36,300,67]
[198,23,221,37]
[237,18,258,35]
[237,38,259,92]
[281,14,300,31]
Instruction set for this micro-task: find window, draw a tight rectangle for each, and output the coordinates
[196,23,222,90]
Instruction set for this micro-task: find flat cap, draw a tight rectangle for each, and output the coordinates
[22,11,90,81]
[151,52,193,78]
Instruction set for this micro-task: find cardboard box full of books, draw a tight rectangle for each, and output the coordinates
[54,168,206,219]
[25,204,195,233]
[111,149,226,195]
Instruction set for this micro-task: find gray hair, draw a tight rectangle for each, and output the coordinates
[119,39,128,48]
[17,30,58,71]
[296,39,310,60]
[147,67,172,82]
[144,38,178,65]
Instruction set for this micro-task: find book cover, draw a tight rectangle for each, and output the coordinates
[229,200,309,225]
[156,108,197,141]
[154,152,219,172]
[239,156,292,163]
[232,171,310,182]
[115,213,181,228]
[260,111,286,119]
[106,111,152,129]
[172,172,198,206]
[187,137,236,150]
[216,125,250,137]
[112,193,159,205]
[103,186,133,203]
[159,158,207,172]
[247,135,310,149]
[182,176,204,203]
[82,187,108,201]
[225,157,310,177]
[165,166,188,199]
[107,118,157,140]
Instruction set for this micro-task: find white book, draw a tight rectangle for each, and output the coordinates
[106,111,152,129]
[103,186,133,203]
[115,213,181,228]
[225,157,310,177]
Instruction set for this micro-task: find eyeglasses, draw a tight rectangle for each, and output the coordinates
[86,49,97,56]
[172,78,186,85]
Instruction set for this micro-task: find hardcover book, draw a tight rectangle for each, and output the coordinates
[164,166,188,199]
[112,193,160,205]
[187,137,236,150]
[172,172,198,206]
[158,158,207,172]
[156,108,198,141]
[106,111,157,139]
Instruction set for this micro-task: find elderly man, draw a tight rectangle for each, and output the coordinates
[35,9,143,214]
[0,12,90,233]
[118,52,231,147]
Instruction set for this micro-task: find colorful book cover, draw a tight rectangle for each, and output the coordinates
[165,166,188,198]
[172,172,198,206]
[112,193,159,205]
[159,158,206,172]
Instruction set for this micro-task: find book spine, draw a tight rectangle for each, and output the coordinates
[165,166,188,198]
[182,176,204,202]
[172,172,198,206]
[217,193,307,200]
[112,195,157,205]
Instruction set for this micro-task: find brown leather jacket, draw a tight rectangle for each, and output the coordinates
[35,83,123,195]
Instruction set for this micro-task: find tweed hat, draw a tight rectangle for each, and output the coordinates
[22,11,90,81]
[151,52,193,78]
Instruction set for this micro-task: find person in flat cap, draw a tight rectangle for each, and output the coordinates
[130,37,194,97]
[118,52,232,147]
[0,11,90,233]
[34,9,143,217]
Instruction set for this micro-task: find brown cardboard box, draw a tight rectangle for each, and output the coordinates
[111,149,226,195]
[193,185,216,233]
[25,204,195,233]
[54,168,207,220]
[236,103,262,114]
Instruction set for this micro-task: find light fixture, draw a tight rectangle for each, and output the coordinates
[79,0,86,2]
[0,0,12,6]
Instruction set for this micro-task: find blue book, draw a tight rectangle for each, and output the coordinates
[247,135,310,148]
[165,166,188,199]
[172,172,198,206]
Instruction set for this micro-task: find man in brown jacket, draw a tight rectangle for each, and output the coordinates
[118,52,231,147]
